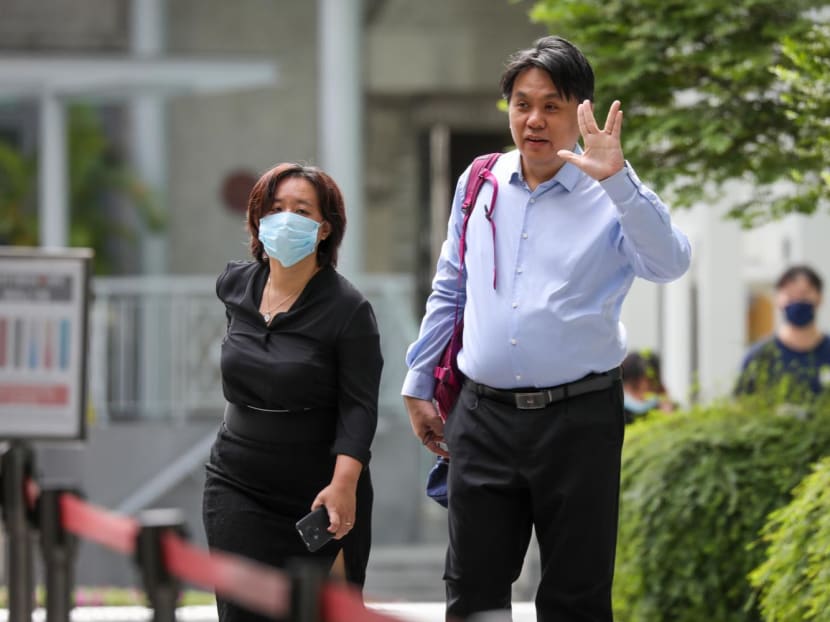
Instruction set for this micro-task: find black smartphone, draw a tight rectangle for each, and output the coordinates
[295,506,334,552]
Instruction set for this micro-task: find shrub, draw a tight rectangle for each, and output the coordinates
[749,456,830,621]
[613,397,830,621]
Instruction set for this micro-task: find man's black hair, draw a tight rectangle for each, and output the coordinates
[775,264,823,294]
[499,35,595,103]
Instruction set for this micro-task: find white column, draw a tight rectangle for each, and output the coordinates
[662,269,694,406]
[793,212,830,331]
[318,0,364,277]
[38,92,68,248]
[661,207,698,406]
[37,92,80,489]
[620,279,661,352]
[131,0,169,417]
[697,204,744,400]
[130,0,168,275]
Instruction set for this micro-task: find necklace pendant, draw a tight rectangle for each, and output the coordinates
[263,312,271,323]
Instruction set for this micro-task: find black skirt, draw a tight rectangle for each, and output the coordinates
[202,406,372,622]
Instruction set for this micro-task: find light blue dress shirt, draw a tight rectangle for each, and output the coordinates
[402,148,691,399]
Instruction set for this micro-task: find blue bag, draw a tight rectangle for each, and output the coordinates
[426,456,450,507]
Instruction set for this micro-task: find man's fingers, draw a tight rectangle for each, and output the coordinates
[611,110,623,138]
[603,100,621,134]
[425,436,450,458]
[579,100,600,135]
[557,149,579,165]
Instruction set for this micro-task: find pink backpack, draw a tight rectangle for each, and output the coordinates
[432,152,501,421]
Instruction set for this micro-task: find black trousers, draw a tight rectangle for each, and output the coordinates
[203,422,373,622]
[443,379,625,622]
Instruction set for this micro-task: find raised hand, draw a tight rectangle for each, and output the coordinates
[558,100,625,181]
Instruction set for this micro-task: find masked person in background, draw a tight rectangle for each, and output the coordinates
[735,265,830,400]
[621,351,675,423]
[203,163,382,622]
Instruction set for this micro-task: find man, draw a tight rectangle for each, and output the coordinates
[735,265,830,399]
[402,36,691,621]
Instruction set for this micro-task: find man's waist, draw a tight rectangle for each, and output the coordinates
[464,367,621,410]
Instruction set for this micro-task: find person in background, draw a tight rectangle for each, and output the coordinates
[735,264,830,400]
[402,35,691,622]
[621,350,675,423]
[203,163,382,622]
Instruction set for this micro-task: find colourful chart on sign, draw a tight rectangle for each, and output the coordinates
[0,315,72,406]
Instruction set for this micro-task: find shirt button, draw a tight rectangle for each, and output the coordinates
[517,267,523,274]
[515,375,522,381]
[512,302,518,308]
[510,339,517,345]
[522,233,528,239]
[530,198,535,204]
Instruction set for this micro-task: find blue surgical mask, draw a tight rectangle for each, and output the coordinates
[784,301,815,327]
[624,393,660,415]
[258,212,321,267]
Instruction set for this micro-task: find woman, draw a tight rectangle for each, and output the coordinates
[203,163,382,621]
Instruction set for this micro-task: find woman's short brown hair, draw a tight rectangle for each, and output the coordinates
[246,163,347,268]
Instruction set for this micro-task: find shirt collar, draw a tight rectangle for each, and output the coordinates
[508,144,582,193]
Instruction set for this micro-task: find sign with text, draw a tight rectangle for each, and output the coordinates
[0,248,92,440]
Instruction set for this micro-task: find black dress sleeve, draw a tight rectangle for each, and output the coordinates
[332,299,383,465]
[216,263,232,329]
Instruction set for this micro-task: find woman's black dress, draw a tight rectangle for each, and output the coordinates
[203,261,383,622]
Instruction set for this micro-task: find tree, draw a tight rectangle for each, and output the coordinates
[528,0,827,225]
[0,105,164,273]
[771,23,830,221]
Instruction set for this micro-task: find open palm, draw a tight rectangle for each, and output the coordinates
[558,100,626,181]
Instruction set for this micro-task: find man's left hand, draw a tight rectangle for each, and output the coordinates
[558,99,625,181]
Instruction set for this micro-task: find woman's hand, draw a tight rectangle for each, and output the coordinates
[311,454,362,539]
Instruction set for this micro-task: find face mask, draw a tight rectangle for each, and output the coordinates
[784,301,815,327]
[259,212,321,267]
[624,393,660,415]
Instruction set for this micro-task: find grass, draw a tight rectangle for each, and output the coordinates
[0,586,216,608]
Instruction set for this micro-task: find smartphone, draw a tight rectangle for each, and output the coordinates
[295,506,334,552]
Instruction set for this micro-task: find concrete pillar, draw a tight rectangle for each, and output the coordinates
[696,204,744,400]
[662,268,694,406]
[131,0,169,417]
[661,208,697,406]
[318,0,364,277]
[620,279,661,353]
[38,92,68,248]
[130,0,168,274]
[792,212,830,331]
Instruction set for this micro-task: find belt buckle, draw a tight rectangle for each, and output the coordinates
[515,391,547,410]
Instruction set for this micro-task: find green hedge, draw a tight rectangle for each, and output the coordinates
[750,456,830,621]
[614,398,830,622]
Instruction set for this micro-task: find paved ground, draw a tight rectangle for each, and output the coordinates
[0,603,538,621]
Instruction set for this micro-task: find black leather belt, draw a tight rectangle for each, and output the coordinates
[464,367,621,410]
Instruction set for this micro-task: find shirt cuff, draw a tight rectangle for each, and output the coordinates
[331,438,371,466]
[599,162,639,208]
[401,369,437,401]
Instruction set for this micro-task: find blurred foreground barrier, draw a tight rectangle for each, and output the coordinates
[0,440,404,622]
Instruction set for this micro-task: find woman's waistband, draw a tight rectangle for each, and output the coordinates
[223,402,336,444]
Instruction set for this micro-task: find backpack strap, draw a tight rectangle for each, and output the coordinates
[458,152,501,289]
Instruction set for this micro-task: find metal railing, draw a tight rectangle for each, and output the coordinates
[89,273,418,423]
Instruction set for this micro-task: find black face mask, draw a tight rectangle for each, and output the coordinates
[784,301,816,327]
